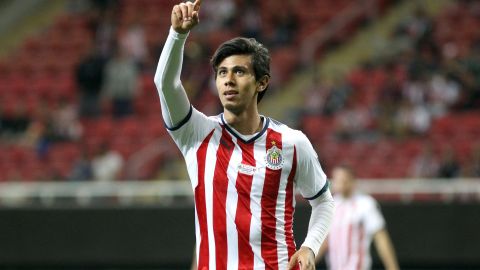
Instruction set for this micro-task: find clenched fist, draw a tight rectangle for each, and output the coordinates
[171,0,202,34]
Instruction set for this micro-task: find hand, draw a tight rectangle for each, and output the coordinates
[288,247,316,270]
[171,0,202,34]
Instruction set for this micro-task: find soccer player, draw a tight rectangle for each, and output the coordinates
[153,1,334,269]
[316,165,399,270]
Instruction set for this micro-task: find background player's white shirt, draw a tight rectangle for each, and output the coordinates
[328,193,385,270]
[167,107,328,270]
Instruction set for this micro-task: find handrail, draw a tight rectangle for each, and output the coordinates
[0,179,479,207]
[0,180,193,207]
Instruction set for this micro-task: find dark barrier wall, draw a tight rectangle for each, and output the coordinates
[0,202,479,269]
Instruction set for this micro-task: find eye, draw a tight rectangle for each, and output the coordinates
[235,69,245,75]
[218,70,227,76]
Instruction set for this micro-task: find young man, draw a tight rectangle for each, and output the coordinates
[316,166,399,270]
[154,1,334,269]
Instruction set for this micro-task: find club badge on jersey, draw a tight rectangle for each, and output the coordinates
[265,141,284,170]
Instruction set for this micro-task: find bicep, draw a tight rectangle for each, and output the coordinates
[160,86,191,128]
[374,228,388,242]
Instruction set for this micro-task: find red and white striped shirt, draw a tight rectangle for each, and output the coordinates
[327,193,385,270]
[167,107,328,270]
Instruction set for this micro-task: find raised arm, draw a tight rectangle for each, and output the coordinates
[153,0,202,128]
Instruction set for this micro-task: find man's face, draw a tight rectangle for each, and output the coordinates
[332,167,355,197]
[215,54,261,114]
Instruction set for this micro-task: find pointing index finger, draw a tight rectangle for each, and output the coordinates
[193,0,202,11]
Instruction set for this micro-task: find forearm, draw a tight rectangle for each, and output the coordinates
[374,229,400,270]
[301,190,334,257]
[153,27,191,127]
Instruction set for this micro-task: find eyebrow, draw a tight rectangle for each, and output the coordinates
[218,65,249,70]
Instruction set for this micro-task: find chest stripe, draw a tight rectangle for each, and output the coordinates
[195,130,214,270]
[261,128,283,270]
[235,140,255,269]
[212,128,234,270]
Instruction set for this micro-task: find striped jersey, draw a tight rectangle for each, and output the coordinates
[167,107,328,270]
[327,193,385,270]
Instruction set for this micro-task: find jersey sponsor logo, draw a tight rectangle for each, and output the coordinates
[238,163,257,175]
[265,143,284,170]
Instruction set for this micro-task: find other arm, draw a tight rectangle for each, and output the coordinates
[373,229,400,270]
[288,190,334,270]
[288,133,334,270]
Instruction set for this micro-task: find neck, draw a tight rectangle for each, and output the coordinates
[223,107,262,135]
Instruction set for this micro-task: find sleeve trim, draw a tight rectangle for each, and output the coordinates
[304,181,330,201]
[165,105,193,131]
[169,27,189,40]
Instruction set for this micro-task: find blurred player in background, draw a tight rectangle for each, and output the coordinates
[316,165,399,270]
[154,0,334,269]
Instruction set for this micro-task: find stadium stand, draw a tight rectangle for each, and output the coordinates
[301,0,480,178]
[0,0,478,182]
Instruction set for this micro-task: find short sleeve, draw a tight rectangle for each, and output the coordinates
[167,106,217,155]
[294,131,328,199]
[363,197,385,235]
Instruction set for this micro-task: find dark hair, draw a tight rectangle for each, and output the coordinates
[211,37,270,103]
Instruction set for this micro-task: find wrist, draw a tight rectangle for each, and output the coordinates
[300,246,315,258]
[170,27,189,39]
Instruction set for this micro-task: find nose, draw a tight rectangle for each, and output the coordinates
[224,71,235,86]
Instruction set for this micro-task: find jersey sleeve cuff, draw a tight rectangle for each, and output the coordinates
[165,105,193,131]
[304,181,329,201]
[169,26,189,40]
[300,243,319,258]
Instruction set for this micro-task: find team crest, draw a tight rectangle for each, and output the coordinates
[265,144,284,170]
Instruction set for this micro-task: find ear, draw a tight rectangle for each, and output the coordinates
[257,75,270,93]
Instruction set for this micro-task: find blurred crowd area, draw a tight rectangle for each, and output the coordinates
[302,0,480,178]
[0,0,479,182]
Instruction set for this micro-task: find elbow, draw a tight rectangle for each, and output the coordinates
[153,73,181,92]
[322,189,335,206]
[153,76,169,94]
[153,69,169,89]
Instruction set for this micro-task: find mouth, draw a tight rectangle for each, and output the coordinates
[224,90,239,99]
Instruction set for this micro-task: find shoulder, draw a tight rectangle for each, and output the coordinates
[167,108,222,150]
[188,108,222,125]
[268,117,311,146]
[356,193,380,210]
[207,112,223,124]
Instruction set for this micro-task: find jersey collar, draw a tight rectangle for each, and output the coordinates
[220,114,270,144]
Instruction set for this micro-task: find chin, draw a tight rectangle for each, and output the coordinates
[223,103,243,114]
